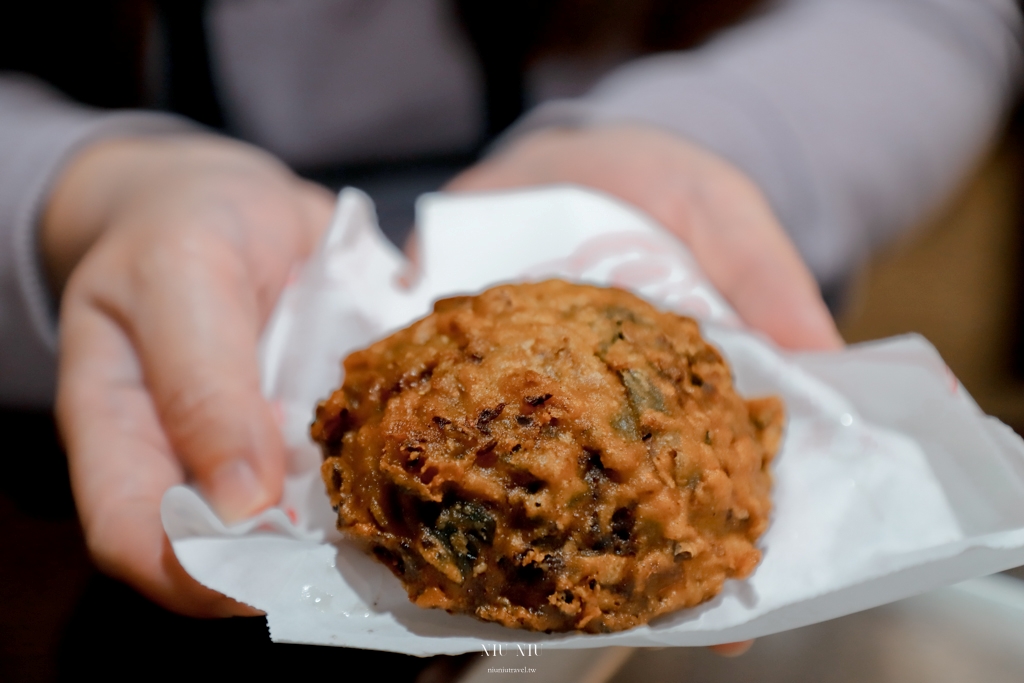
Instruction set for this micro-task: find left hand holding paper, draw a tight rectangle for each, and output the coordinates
[46,134,334,616]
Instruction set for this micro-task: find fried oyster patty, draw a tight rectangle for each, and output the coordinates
[312,280,783,633]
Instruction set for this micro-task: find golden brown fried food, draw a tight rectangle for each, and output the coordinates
[312,280,783,633]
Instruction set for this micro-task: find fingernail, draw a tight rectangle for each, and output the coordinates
[207,459,267,522]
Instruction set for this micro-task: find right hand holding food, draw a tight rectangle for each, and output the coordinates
[448,123,844,657]
[447,124,844,353]
[42,134,335,616]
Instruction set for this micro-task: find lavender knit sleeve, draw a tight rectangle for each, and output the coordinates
[511,0,1022,288]
[0,74,193,406]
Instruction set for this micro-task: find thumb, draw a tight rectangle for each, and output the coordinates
[669,161,844,351]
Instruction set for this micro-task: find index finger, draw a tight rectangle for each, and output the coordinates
[58,298,257,616]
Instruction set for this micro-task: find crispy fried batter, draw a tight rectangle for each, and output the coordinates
[312,280,783,633]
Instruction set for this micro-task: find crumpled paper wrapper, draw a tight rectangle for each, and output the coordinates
[161,186,1024,654]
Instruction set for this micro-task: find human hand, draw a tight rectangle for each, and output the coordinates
[447,124,843,352]
[449,124,840,656]
[44,134,335,616]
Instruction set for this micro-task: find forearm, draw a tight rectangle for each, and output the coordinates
[0,74,192,406]
[512,0,1022,287]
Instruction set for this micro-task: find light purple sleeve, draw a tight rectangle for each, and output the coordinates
[513,0,1022,287]
[0,74,192,406]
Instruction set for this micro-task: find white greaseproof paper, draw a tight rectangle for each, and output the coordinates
[161,186,1024,654]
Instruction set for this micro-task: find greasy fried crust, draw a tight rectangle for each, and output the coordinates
[312,281,783,633]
